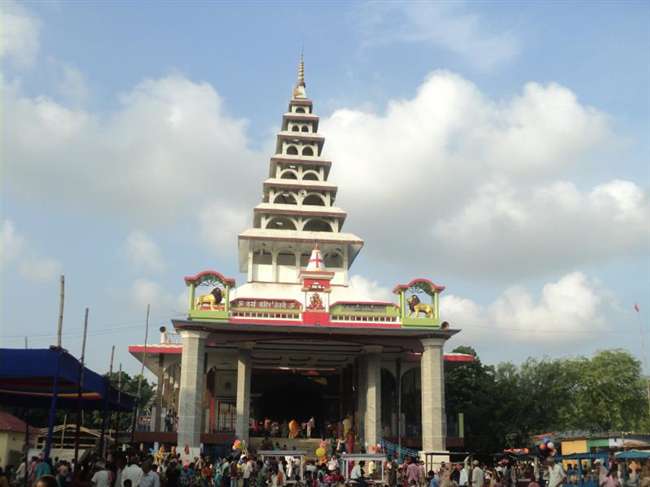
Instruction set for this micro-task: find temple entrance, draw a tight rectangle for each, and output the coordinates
[251,369,340,437]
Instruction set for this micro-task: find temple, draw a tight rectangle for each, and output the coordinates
[129,57,466,457]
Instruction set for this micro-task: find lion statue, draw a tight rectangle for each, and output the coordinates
[195,287,223,310]
[407,294,434,318]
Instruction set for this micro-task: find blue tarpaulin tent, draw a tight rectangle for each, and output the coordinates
[0,347,135,459]
[0,347,134,411]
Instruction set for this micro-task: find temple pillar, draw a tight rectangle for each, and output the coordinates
[235,343,253,443]
[363,345,382,449]
[356,356,367,444]
[152,354,165,431]
[420,338,447,452]
[177,330,208,448]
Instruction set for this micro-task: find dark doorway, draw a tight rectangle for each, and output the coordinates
[251,371,339,429]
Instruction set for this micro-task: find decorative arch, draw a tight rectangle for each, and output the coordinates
[302,192,326,206]
[303,218,333,232]
[252,250,272,264]
[323,251,343,268]
[276,250,296,266]
[273,192,298,205]
[279,169,299,180]
[286,145,299,155]
[266,217,297,230]
[302,146,314,156]
[295,107,306,113]
[301,125,309,132]
[291,125,300,132]
[302,170,320,181]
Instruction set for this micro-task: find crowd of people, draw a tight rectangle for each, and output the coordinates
[2,446,650,487]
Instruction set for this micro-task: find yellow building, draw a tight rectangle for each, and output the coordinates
[0,411,32,468]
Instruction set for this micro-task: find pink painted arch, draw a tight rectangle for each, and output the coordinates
[392,278,446,295]
[184,270,236,287]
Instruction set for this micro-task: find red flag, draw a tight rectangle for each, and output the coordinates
[634,303,640,312]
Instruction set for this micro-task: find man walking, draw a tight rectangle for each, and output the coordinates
[471,461,484,487]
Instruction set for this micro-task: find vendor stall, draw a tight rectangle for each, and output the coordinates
[340,453,387,485]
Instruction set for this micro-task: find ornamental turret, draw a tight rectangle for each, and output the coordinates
[238,56,364,285]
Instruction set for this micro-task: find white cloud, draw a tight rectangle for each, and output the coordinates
[4,64,646,281]
[443,272,610,347]
[198,203,249,256]
[130,278,183,315]
[56,64,89,105]
[345,275,393,302]
[0,1,40,68]
[357,2,519,71]
[0,220,24,265]
[125,230,165,274]
[431,179,649,276]
[3,75,262,225]
[0,219,62,282]
[321,71,646,280]
[18,256,62,281]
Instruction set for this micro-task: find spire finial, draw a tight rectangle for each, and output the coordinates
[293,49,307,99]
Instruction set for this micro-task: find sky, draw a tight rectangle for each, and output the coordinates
[1,0,649,378]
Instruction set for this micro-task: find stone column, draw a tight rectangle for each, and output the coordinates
[356,356,366,443]
[420,338,446,452]
[235,344,254,443]
[177,330,208,448]
[364,345,382,449]
[152,354,165,432]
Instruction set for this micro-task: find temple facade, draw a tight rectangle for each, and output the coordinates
[129,58,464,456]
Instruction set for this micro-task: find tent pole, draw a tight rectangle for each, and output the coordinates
[115,363,122,447]
[99,345,115,458]
[60,414,67,448]
[131,304,150,444]
[56,275,65,348]
[74,308,89,463]
[44,350,63,460]
[23,408,29,487]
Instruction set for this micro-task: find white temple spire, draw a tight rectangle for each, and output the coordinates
[293,51,307,99]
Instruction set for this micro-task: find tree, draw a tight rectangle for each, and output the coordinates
[87,370,154,431]
[569,350,648,431]
[445,346,650,453]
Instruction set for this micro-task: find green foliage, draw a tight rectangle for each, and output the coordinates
[87,371,155,431]
[446,347,650,453]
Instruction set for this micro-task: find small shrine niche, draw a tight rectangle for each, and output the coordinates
[392,278,445,327]
[300,245,334,314]
[184,270,236,320]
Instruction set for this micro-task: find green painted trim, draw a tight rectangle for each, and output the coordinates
[401,316,441,328]
[587,439,610,448]
[188,284,196,313]
[399,291,406,320]
[188,309,229,321]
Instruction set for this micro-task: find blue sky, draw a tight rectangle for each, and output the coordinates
[1,0,649,376]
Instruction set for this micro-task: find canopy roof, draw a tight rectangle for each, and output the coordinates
[0,347,135,411]
[615,450,650,460]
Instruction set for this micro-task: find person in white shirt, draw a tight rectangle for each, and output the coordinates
[243,458,254,487]
[91,462,114,487]
[139,462,160,487]
[547,459,565,487]
[121,458,143,487]
[351,461,367,487]
[471,461,484,487]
